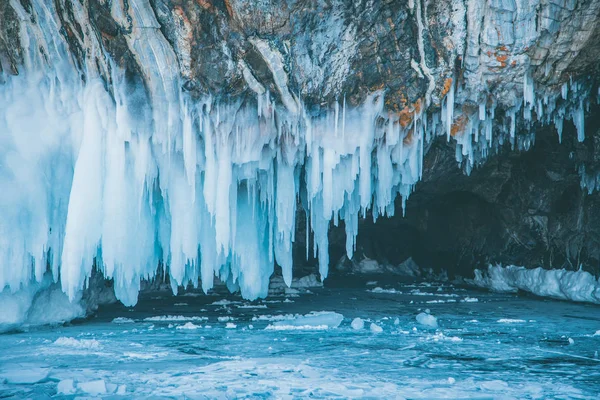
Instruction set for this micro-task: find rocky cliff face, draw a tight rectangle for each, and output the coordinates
[0,0,599,303]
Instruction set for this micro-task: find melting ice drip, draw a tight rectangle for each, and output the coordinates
[0,0,594,307]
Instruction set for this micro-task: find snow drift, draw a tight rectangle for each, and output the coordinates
[471,265,600,304]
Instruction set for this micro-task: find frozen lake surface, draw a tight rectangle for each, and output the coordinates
[1,279,599,399]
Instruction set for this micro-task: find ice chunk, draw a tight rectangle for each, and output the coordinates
[57,379,76,394]
[78,380,107,395]
[416,312,438,328]
[461,297,479,303]
[497,319,526,324]
[370,323,383,333]
[291,274,323,288]
[266,311,343,330]
[351,317,365,330]
[225,323,237,329]
[0,367,49,384]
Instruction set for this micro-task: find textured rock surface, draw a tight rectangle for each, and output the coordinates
[1,0,600,280]
[3,0,599,109]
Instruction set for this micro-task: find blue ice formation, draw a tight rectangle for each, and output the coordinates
[0,0,427,306]
[0,0,591,308]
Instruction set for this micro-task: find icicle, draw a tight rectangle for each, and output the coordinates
[523,72,535,120]
[573,99,585,142]
[554,113,564,143]
[444,81,455,141]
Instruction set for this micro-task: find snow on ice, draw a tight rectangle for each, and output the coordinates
[472,265,600,304]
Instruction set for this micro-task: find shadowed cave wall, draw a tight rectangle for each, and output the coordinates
[290,105,600,280]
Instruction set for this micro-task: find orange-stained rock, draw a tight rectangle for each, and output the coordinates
[451,115,469,137]
[441,78,453,97]
[223,0,234,17]
[496,54,508,68]
[396,98,422,128]
[196,0,213,10]
[403,129,414,145]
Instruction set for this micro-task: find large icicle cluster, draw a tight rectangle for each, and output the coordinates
[0,65,426,305]
[0,0,429,306]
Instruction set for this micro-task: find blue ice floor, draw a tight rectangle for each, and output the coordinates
[1,279,599,398]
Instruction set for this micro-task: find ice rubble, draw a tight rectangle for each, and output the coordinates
[472,265,600,304]
[264,311,344,330]
[0,0,595,316]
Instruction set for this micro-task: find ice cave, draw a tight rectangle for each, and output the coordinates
[0,0,599,398]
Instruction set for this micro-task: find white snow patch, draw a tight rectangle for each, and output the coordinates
[410,289,459,298]
[112,317,135,324]
[54,337,101,349]
[428,332,463,342]
[426,299,456,304]
[236,304,268,309]
[265,324,330,331]
[472,265,600,304]
[252,314,296,322]
[461,297,479,303]
[369,287,402,294]
[144,315,207,322]
[176,322,201,330]
[211,299,239,306]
